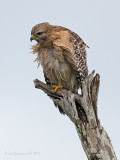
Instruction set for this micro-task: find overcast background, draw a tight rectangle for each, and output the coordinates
[0,0,120,160]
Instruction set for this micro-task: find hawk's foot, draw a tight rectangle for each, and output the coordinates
[52,84,63,92]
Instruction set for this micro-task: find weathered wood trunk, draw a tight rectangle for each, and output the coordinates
[34,71,117,160]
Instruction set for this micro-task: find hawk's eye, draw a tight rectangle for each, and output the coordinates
[37,32,43,35]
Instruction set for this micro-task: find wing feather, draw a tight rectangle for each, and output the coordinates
[70,31,88,85]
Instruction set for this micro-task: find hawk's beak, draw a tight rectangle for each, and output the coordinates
[30,35,34,42]
[30,37,33,42]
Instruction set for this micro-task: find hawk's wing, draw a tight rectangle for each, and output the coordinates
[70,31,88,85]
[53,30,88,88]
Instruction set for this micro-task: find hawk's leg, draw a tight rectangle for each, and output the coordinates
[52,83,63,92]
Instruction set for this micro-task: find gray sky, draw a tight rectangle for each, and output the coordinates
[0,0,120,159]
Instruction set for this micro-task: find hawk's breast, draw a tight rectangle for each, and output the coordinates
[41,48,78,92]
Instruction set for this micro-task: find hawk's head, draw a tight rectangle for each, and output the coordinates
[30,22,51,43]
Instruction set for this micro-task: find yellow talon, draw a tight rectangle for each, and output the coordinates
[52,84,63,92]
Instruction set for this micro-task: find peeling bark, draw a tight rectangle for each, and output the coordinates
[34,71,117,160]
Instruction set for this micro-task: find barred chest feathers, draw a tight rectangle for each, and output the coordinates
[38,48,78,92]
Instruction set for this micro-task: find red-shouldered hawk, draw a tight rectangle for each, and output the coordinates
[30,22,88,95]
